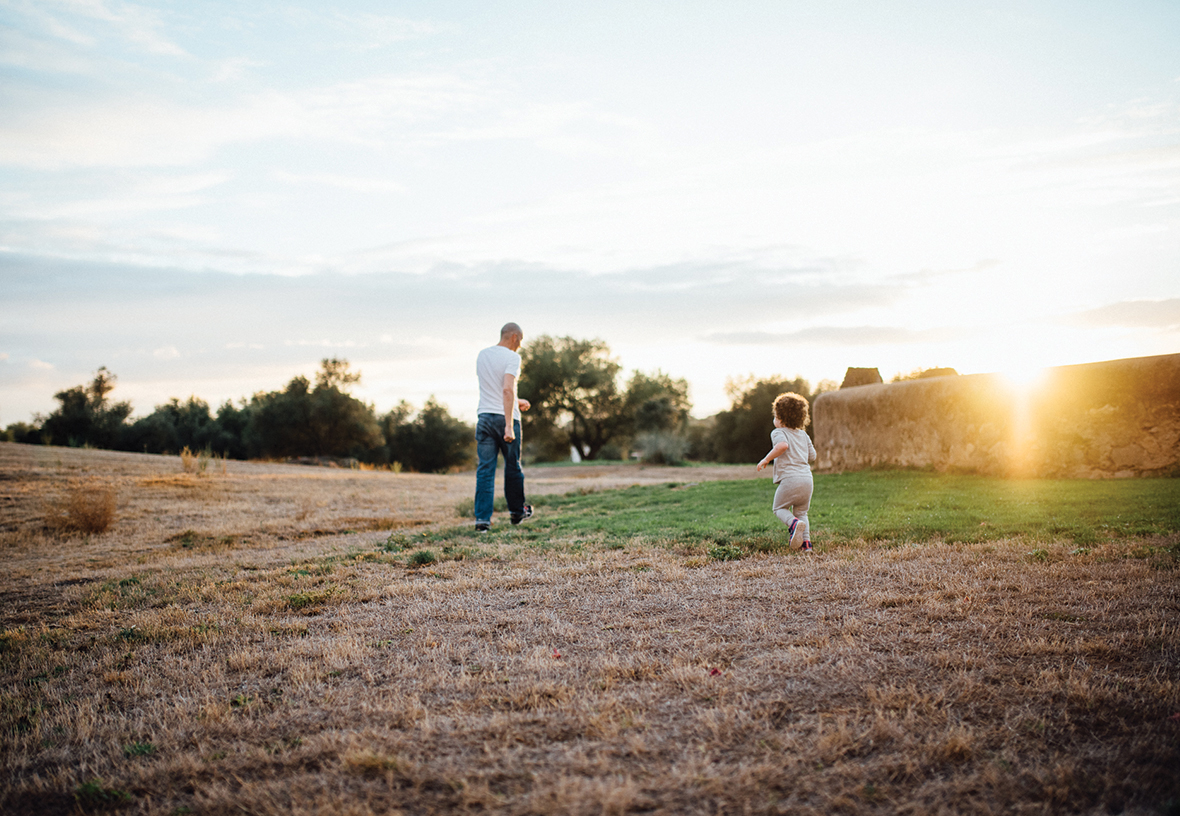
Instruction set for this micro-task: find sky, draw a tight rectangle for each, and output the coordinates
[2,0,1179,425]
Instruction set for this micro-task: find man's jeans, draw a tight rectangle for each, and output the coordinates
[474,414,525,523]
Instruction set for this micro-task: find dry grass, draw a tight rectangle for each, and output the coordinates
[42,480,117,535]
[0,442,1177,815]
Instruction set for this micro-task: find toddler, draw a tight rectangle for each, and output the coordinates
[756,392,817,552]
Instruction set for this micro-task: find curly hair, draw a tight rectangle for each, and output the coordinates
[772,392,810,430]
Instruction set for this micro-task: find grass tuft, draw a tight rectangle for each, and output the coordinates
[408,549,437,567]
[44,482,117,534]
[74,778,131,809]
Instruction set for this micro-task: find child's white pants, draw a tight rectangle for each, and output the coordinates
[772,476,813,544]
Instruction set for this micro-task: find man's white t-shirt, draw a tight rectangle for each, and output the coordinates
[476,345,522,421]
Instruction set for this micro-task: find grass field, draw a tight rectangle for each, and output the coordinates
[1,443,1178,815]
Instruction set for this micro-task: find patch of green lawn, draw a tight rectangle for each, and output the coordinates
[431,471,1180,553]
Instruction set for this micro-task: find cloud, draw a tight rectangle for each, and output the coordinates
[28,359,55,370]
[1064,299,1180,329]
[703,325,966,347]
[272,170,405,194]
[211,57,265,83]
[48,0,188,56]
[324,11,441,50]
[152,345,179,360]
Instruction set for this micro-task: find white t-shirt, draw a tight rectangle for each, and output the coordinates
[476,344,522,420]
[771,427,816,484]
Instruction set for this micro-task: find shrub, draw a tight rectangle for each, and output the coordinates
[383,533,410,552]
[634,431,690,465]
[45,483,116,534]
[708,543,743,561]
[178,446,211,475]
[75,779,131,808]
[408,550,437,568]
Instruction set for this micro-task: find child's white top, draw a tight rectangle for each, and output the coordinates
[771,427,816,484]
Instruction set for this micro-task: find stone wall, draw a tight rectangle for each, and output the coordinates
[813,353,1180,478]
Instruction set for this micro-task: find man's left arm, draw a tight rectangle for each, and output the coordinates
[502,373,518,442]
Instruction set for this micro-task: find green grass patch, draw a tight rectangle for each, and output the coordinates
[433,471,1180,553]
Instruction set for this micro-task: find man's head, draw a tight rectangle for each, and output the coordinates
[499,322,523,351]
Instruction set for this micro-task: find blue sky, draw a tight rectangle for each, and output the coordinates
[2,1,1179,424]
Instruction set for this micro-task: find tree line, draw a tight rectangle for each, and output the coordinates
[3,337,835,470]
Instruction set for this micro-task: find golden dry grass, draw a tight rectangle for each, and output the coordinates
[0,442,1177,815]
[43,480,117,535]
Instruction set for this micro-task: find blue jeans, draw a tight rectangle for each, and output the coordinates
[474,414,525,523]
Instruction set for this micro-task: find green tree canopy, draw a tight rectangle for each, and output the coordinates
[384,397,473,473]
[40,366,132,449]
[247,359,382,458]
[623,370,690,434]
[520,337,693,461]
[519,335,627,460]
[703,376,817,464]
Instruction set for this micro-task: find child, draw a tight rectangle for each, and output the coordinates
[756,392,817,552]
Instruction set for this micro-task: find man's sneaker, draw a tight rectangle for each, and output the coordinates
[510,504,533,525]
[788,518,799,548]
[801,540,813,553]
[475,522,490,532]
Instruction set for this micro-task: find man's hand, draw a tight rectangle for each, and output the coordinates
[518,398,531,412]
[503,426,515,443]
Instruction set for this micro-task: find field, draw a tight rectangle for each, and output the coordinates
[1,441,1178,815]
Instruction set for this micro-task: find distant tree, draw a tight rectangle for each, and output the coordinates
[212,400,251,460]
[40,367,132,448]
[248,359,382,458]
[121,410,180,454]
[247,375,315,457]
[2,421,41,445]
[623,370,690,434]
[385,397,473,473]
[703,376,815,463]
[121,396,240,455]
[519,336,628,461]
[316,357,363,390]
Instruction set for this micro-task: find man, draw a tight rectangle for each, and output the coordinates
[474,322,532,531]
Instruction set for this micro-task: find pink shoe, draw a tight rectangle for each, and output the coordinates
[788,518,799,547]
[801,540,813,553]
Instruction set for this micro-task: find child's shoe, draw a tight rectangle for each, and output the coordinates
[801,540,813,553]
[788,518,799,547]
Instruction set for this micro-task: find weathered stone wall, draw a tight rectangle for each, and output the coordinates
[813,353,1180,478]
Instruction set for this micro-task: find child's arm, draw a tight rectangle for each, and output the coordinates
[756,441,789,471]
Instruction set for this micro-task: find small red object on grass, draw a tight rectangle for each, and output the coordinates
[1169,712,1180,722]
[709,667,722,676]
[552,649,561,659]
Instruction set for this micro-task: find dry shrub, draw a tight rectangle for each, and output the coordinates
[44,482,116,534]
[179,446,198,473]
[179,446,213,475]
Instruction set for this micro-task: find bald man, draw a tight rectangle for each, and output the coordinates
[473,322,532,531]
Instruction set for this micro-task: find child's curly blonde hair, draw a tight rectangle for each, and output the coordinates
[773,392,810,429]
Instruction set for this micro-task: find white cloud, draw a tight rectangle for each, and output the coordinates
[211,57,265,83]
[51,0,187,56]
[28,359,54,370]
[272,170,405,194]
[152,345,180,360]
[325,11,440,50]
[1064,299,1180,329]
